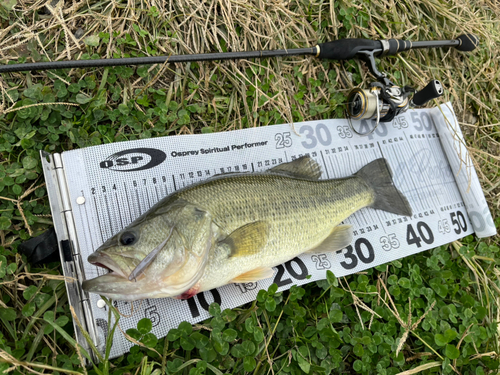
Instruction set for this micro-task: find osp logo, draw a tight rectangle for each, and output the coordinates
[99,148,167,172]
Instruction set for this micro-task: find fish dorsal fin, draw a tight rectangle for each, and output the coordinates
[220,221,269,257]
[231,267,275,283]
[307,224,353,254]
[268,156,322,180]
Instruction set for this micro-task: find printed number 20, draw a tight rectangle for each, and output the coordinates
[273,257,308,287]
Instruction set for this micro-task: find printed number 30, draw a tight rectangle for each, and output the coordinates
[337,238,374,270]
[300,123,332,149]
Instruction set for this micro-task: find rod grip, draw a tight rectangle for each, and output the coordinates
[412,80,444,106]
[386,39,413,55]
[317,39,381,60]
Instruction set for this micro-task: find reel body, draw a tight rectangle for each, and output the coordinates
[347,85,410,122]
[345,50,444,135]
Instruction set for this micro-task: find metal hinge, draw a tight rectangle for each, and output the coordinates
[40,151,100,364]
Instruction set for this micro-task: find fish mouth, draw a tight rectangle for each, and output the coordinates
[83,252,150,300]
[87,252,129,279]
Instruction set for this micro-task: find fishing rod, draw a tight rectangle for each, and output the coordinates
[1,33,479,135]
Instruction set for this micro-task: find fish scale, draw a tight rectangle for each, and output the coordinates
[178,174,375,292]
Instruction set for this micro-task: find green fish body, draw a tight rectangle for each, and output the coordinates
[82,157,411,301]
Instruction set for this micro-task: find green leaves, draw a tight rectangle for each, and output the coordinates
[0,0,16,11]
[326,270,338,286]
[0,308,16,321]
[445,344,460,359]
[243,356,256,372]
[126,318,158,350]
[435,329,457,346]
[230,340,255,358]
[21,156,37,169]
[75,93,93,104]
[222,328,237,342]
[257,283,282,312]
[0,217,11,230]
[0,6,497,374]
[137,318,152,334]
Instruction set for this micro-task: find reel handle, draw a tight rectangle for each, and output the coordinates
[412,80,444,106]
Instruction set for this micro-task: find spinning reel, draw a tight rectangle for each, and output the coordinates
[345,49,444,135]
[309,34,478,135]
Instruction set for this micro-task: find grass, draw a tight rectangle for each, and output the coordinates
[0,0,499,374]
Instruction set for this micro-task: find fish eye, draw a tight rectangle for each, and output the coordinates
[120,232,137,246]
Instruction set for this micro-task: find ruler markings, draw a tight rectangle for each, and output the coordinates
[103,195,115,236]
[59,109,490,361]
[155,185,160,202]
[93,196,105,244]
[172,175,177,191]
[145,188,152,210]
[135,190,142,216]
[123,182,134,225]
[319,151,330,179]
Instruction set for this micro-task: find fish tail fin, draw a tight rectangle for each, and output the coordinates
[355,158,412,217]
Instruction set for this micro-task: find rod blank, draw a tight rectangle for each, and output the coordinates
[0,48,316,74]
[0,34,478,74]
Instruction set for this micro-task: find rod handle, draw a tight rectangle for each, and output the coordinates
[412,80,444,106]
[316,39,381,60]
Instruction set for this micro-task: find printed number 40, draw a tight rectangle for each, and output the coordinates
[406,222,434,248]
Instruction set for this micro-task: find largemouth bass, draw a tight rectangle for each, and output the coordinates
[82,157,412,301]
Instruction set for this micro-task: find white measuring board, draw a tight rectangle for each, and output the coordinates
[41,103,494,360]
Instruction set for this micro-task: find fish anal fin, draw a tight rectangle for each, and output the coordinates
[221,221,269,257]
[231,267,275,283]
[268,156,322,180]
[307,224,353,254]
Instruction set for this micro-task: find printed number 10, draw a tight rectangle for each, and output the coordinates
[186,290,222,318]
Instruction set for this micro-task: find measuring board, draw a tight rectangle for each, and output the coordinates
[41,103,495,361]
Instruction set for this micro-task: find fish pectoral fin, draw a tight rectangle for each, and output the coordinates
[268,155,322,180]
[307,224,353,254]
[221,221,269,257]
[231,267,275,283]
